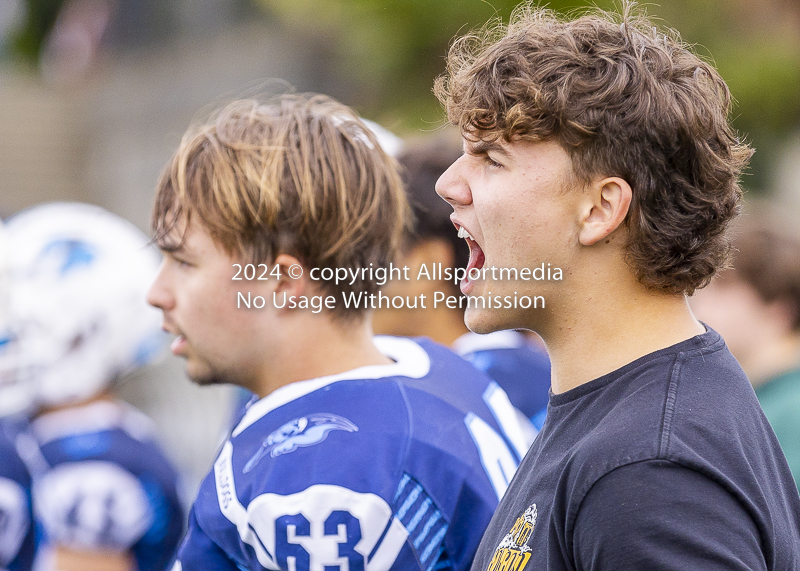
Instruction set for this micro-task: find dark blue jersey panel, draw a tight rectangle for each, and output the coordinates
[0,417,35,571]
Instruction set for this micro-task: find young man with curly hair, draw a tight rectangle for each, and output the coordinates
[148,93,530,571]
[434,4,800,569]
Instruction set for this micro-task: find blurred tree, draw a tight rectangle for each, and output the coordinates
[255,0,800,191]
[656,0,800,190]
[5,0,799,190]
[255,0,620,130]
[7,0,253,64]
[11,0,66,62]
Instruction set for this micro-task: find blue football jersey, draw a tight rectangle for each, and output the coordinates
[173,336,530,571]
[30,400,185,571]
[454,331,551,427]
[0,417,35,571]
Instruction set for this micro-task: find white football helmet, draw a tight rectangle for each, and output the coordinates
[0,218,36,417]
[361,118,404,157]
[4,202,166,409]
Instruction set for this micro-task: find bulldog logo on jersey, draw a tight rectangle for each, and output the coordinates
[243,414,358,472]
[485,503,537,571]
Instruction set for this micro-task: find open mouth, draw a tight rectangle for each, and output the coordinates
[170,335,187,356]
[456,224,485,294]
[162,322,188,357]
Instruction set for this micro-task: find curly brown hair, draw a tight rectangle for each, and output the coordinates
[434,3,753,295]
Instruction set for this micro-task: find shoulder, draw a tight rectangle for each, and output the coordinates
[394,336,511,416]
[549,330,761,470]
[454,331,551,418]
[231,336,505,453]
[539,330,800,567]
[190,337,525,570]
[33,400,157,455]
[215,348,419,506]
[572,459,767,570]
[33,400,178,477]
[535,331,760,504]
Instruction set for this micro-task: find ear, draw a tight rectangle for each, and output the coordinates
[578,177,632,246]
[273,253,309,298]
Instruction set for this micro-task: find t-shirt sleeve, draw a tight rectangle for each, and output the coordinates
[572,459,767,571]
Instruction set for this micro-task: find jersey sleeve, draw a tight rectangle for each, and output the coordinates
[572,459,767,570]
[174,507,241,571]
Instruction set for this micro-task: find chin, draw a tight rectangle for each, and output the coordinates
[185,362,225,387]
[464,306,513,335]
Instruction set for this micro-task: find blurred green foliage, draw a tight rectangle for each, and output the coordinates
[256,0,800,190]
[256,0,623,128]
[8,0,800,189]
[10,0,65,62]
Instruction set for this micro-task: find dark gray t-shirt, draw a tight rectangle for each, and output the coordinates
[470,329,800,571]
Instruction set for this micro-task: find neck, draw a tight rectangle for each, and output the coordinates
[541,273,704,394]
[252,312,390,398]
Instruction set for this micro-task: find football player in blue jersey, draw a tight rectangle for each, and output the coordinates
[0,416,35,571]
[4,203,185,571]
[0,220,36,571]
[147,93,529,571]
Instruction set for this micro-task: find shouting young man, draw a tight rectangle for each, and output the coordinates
[434,5,800,570]
[148,93,530,571]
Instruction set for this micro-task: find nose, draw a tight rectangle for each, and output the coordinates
[147,259,173,312]
[435,154,472,208]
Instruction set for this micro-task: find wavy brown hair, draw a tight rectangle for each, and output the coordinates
[434,3,753,294]
[153,93,410,307]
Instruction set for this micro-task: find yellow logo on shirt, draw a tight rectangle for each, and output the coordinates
[486,504,537,571]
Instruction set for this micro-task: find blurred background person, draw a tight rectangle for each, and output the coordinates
[371,131,468,346]
[373,132,550,437]
[4,202,184,571]
[0,414,35,571]
[692,207,800,489]
[0,218,36,571]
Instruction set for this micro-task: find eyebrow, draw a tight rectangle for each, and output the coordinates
[466,140,511,158]
[156,240,185,254]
